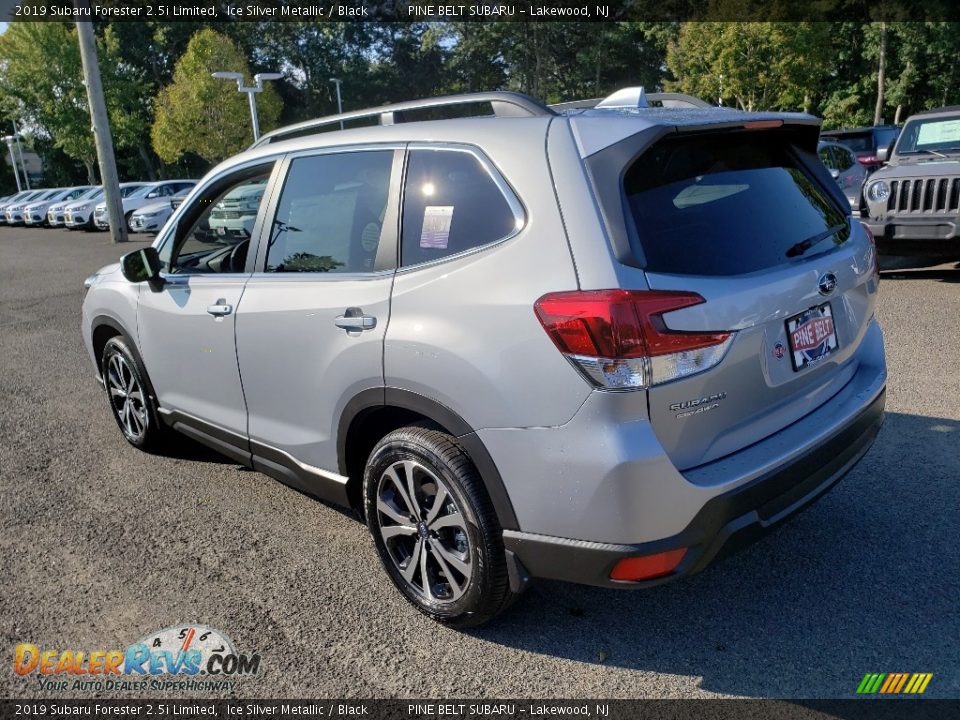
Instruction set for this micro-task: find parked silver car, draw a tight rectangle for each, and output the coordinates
[92,180,196,230]
[82,90,886,627]
[818,140,868,214]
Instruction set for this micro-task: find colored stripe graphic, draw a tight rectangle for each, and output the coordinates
[857,673,932,694]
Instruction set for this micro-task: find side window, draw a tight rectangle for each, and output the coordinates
[836,147,855,171]
[818,146,837,170]
[400,149,519,267]
[160,168,272,274]
[265,150,393,273]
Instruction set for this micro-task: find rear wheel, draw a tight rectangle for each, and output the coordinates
[100,336,167,452]
[364,424,517,628]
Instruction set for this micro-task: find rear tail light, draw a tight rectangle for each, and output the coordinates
[860,221,880,281]
[610,548,687,581]
[534,290,733,390]
[857,155,879,166]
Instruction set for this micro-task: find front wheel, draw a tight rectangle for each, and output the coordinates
[100,336,167,452]
[363,425,518,628]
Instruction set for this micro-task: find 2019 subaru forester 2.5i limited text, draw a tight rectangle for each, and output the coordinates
[82,90,886,627]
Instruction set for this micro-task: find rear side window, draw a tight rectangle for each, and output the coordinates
[400,149,518,267]
[624,133,849,276]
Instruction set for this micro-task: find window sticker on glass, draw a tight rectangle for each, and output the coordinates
[420,206,454,249]
[916,119,960,146]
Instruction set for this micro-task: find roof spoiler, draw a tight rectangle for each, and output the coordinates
[551,89,713,112]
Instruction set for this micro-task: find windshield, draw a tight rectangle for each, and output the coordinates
[896,117,960,155]
[624,133,850,275]
[121,185,147,198]
[63,187,92,201]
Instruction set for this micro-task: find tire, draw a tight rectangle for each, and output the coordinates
[364,424,518,628]
[100,336,167,452]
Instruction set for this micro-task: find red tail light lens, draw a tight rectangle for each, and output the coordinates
[534,290,732,390]
[857,155,879,166]
[610,548,688,581]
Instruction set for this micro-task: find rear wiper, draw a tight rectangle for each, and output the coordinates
[785,224,847,258]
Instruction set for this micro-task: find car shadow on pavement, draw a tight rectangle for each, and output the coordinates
[469,411,960,698]
[158,434,240,464]
[881,267,960,283]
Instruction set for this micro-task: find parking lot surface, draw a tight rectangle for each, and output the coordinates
[1,227,958,699]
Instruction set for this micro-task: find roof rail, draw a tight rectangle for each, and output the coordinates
[253,91,555,147]
[550,92,713,112]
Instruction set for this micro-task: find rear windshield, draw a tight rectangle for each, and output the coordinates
[624,133,849,276]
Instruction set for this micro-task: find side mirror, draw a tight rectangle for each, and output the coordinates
[120,246,162,288]
[877,146,890,163]
[829,168,841,180]
[146,191,158,199]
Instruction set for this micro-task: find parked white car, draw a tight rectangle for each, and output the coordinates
[65,183,146,230]
[129,199,175,234]
[24,186,93,226]
[5,189,55,225]
[0,190,42,224]
[48,187,101,227]
[93,180,196,230]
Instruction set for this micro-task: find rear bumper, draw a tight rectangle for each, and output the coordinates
[865,216,959,256]
[505,387,885,588]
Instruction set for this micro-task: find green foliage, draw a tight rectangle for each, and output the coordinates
[0,23,96,171]
[0,22,153,182]
[151,29,282,164]
[666,21,960,128]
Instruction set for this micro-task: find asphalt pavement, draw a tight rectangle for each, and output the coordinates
[1,227,958,699]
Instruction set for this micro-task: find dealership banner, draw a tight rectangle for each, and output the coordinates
[0,700,958,720]
[1,0,959,23]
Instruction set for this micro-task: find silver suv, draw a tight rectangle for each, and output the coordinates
[82,90,887,627]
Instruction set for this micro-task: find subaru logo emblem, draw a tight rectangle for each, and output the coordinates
[818,272,838,295]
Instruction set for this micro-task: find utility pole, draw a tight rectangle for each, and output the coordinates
[74,8,127,243]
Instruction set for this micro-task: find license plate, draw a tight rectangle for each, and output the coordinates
[785,303,838,371]
[216,226,226,235]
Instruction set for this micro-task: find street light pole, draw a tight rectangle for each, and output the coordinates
[212,71,282,142]
[4,137,22,192]
[11,121,29,190]
[330,78,344,129]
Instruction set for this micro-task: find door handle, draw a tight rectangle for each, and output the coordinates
[335,308,376,331]
[207,301,233,316]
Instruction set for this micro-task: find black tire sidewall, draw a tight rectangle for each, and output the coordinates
[364,431,497,625]
[100,336,158,450]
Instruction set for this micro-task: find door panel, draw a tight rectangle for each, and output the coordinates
[236,275,393,471]
[137,276,249,434]
[137,160,281,437]
[236,147,402,478]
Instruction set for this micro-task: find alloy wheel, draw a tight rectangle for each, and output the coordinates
[106,353,148,442]
[375,460,472,603]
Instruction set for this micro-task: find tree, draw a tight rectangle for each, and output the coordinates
[0,22,153,183]
[0,23,97,181]
[151,29,282,164]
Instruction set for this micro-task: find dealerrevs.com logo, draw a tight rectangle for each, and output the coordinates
[13,625,261,694]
